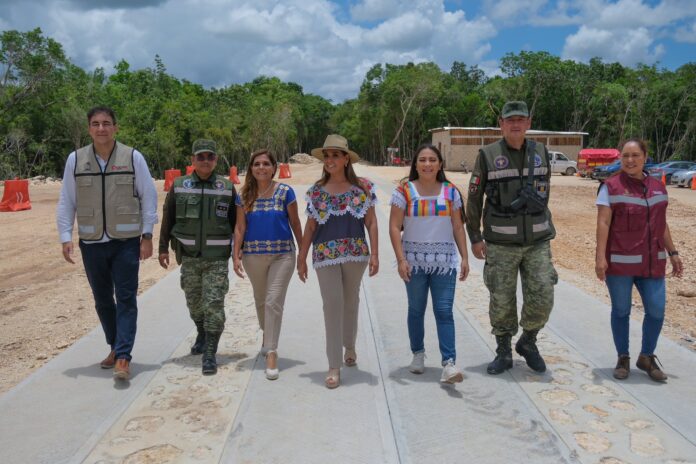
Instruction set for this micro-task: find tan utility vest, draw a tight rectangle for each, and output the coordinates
[74,142,142,240]
[481,139,556,245]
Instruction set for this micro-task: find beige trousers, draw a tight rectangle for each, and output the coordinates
[315,260,368,368]
[242,252,296,351]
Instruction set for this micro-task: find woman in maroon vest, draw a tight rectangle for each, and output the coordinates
[595,138,684,382]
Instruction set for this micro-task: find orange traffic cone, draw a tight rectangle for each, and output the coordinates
[661,173,666,185]
[164,169,182,191]
[0,179,31,212]
[186,165,195,175]
[691,176,696,190]
[279,163,291,179]
[229,166,241,184]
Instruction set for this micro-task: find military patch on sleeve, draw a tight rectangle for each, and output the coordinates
[215,180,225,190]
[216,201,229,218]
[469,175,481,194]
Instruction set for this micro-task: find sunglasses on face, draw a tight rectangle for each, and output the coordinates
[195,152,217,161]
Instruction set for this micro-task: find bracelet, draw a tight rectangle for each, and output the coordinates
[668,250,679,257]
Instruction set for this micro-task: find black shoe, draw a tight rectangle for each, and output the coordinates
[487,335,513,375]
[201,331,222,376]
[191,322,206,355]
[515,330,546,373]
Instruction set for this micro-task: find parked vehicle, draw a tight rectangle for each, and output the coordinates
[590,160,621,181]
[577,149,620,177]
[671,169,696,188]
[548,151,577,175]
[648,161,696,184]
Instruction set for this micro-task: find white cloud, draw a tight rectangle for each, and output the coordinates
[562,25,665,65]
[363,12,434,50]
[674,21,696,43]
[350,0,400,22]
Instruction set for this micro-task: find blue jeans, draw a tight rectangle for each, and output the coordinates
[405,269,457,365]
[80,237,140,361]
[605,274,665,356]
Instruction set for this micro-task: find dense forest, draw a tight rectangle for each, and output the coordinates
[1,28,694,178]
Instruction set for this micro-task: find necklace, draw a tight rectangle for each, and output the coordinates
[258,182,275,198]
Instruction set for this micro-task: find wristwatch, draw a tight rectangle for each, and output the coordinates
[141,233,153,240]
[667,250,679,257]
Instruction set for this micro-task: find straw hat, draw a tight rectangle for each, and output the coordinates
[311,134,360,162]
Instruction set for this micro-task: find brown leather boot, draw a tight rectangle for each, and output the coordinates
[636,354,667,382]
[613,355,630,380]
[100,350,116,369]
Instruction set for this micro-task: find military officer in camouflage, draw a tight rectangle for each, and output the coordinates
[158,139,236,375]
[465,101,558,375]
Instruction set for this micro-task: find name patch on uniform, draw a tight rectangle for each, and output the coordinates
[534,154,542,167]
[494,156,509,169]
[214,180,225,190]
[111,165,129,171]
[183,178,194,189]
[216,201,229,218]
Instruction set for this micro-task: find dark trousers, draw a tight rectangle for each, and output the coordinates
[80,237,140,361]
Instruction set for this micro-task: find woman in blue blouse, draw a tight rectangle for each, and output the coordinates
[297,134,379,389]
[233,149,302,380]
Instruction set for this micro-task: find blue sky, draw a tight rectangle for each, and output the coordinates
[1,0,694,101]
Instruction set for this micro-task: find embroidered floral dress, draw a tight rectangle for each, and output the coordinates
[390,181,462,274]
[305,180,377,269]
[235,183,296,254]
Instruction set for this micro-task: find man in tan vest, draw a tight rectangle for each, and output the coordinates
[56,106,158,381]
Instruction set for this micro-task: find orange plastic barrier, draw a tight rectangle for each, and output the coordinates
[661,174,667,185]
[164,169,182,191]
[229,166,241,184]
[0,179,31,212]
[692,176,696,190]
[186,165,195,175]
[279,163,291,179]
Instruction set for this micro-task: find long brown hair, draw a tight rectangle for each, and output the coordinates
[315,150,366,192]
[240,149,277,212]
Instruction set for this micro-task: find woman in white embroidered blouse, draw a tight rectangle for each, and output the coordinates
[389,143,469,384]
[297,134,379,389]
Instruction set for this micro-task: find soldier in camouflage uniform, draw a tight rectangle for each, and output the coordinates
[465,101,558,375]
[159,139,236,375]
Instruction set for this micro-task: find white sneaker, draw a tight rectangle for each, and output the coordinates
[409,352,425,374]
[440,359,463,384]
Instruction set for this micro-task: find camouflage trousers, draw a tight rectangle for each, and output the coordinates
[483,241,558,337]
[180,256,229,333]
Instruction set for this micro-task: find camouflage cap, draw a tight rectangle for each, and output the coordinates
[501,101,529,118]
[192,139,217,156]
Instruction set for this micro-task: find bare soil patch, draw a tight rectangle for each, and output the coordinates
[1,165,694,393]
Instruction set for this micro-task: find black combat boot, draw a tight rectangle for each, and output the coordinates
[202,331,222,375]
[487,335,513,375]
[190,322,206,355]
[515,330,546,373]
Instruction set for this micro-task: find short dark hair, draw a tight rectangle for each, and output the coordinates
[619,138,648,156]
[87,106,117,125]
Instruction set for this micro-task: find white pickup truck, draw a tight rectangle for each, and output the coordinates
[548,151,577,176]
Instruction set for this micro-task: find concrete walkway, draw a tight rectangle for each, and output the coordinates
[1,169,695,464]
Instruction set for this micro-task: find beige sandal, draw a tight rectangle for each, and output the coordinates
[325,368,340,389]
[344,349,357,367]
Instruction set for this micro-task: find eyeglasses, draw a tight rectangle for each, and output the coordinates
[195,152,217,161]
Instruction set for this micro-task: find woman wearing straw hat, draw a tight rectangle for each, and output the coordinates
[233,149,303,380]
[297,134,379,389]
